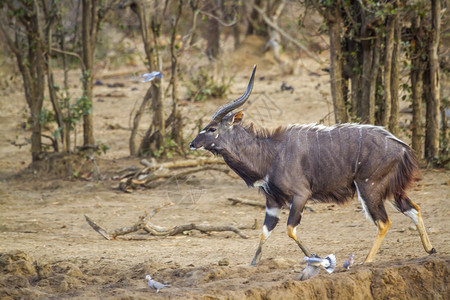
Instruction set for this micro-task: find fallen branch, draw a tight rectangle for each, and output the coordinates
[143,166,231,188]
[85,204,256,240]
[227,197,265,208]
[84,215,112,240]
[145,223,250,239]
[117,158,230,191]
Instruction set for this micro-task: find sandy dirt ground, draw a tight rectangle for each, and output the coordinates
[0,37,449,299]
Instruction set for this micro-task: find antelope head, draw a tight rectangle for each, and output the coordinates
[189,65,256,155]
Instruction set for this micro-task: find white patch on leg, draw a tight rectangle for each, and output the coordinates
[266,206,281,218]
[404,209,419,224]
[262,225,272,240]
[354,181,373,222]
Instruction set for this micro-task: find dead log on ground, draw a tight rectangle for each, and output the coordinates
[227,197,265,208]
[85,203,256,240]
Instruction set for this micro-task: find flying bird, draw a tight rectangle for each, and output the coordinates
[145,275,171,293]
[343,254,355,269]
[297,254,336,281]
[141,71,163,82]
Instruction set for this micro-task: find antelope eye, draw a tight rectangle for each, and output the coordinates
[208,127,216,132]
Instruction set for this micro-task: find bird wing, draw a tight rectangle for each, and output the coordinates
[297,264,320,281]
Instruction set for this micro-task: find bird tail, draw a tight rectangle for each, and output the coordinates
[324,254,336,274]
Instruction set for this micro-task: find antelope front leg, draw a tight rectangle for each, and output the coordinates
[287,195,315,257]
[250,205,281,266]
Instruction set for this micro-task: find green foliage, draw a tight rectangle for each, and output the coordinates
[71,95,92,120]
[97,141,110,155]
[148,137,178,159]
[39,107,56,126]
[184,68,233,102]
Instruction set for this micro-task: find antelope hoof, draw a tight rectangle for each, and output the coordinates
[250,255,260,266]
[250,251,262,266]
[428,248,437,254]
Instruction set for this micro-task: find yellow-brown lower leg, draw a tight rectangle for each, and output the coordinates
[287,225,313,257]
[364,218,392,263]
[409,202,436,254]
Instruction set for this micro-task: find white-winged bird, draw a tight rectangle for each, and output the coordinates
[297,254,336,281]
[145,275,171,293]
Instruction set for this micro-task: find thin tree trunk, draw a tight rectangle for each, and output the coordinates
[382,15,395,127]
[81,0,96,146]
[411,15,425,158]
[328,15,347,123]
[389,14,401,136]
[129,0,153,156]
[425,0,441,163]
[411,70,424,158]
[169,0,184,150]
[360,39,372,122]
[206,0,221,60]
[46,24,63,152]
[30,1,46,163]
[130,89,152,155]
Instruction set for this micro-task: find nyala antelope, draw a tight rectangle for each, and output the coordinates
[190,65,436,265]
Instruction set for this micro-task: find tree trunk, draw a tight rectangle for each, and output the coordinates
[411,57,424,159]
[328,14,347,123]
[130,89,152,155]
[206,0,221,60]
[389,14,401,136]
[410,15,425,159]
[382,15,395,127]
[129,0,153,156]
[46,24,63,152]
[81,0,96,146]
[425,0,441,163]
[169,0,184,151]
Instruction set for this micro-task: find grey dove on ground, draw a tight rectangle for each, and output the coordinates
[145,275,171,293]
[343,254,355,269]
[297,254,336,281]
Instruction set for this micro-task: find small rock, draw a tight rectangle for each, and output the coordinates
[409,225,417,231]
[218,258,229,266]
[427,227,439,234]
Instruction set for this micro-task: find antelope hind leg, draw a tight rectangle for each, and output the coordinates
[287,195,315,258]
[405,201,437,254]
[287,225,314,257]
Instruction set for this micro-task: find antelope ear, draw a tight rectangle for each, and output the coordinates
[231,111,244,125]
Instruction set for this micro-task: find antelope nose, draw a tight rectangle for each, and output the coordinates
[189,142,196,150]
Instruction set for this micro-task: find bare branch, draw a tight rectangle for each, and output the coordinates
[227,197,265,208]
[250,4,323,64]
[84,215,112,240]
[85,204,256,240]
[50,47,86,71]
[199,9,237,27]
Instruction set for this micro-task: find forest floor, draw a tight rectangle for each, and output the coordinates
[0,35,449,299]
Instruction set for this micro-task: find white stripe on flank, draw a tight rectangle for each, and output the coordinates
[354,181,372,222]
[286,123,409,147]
